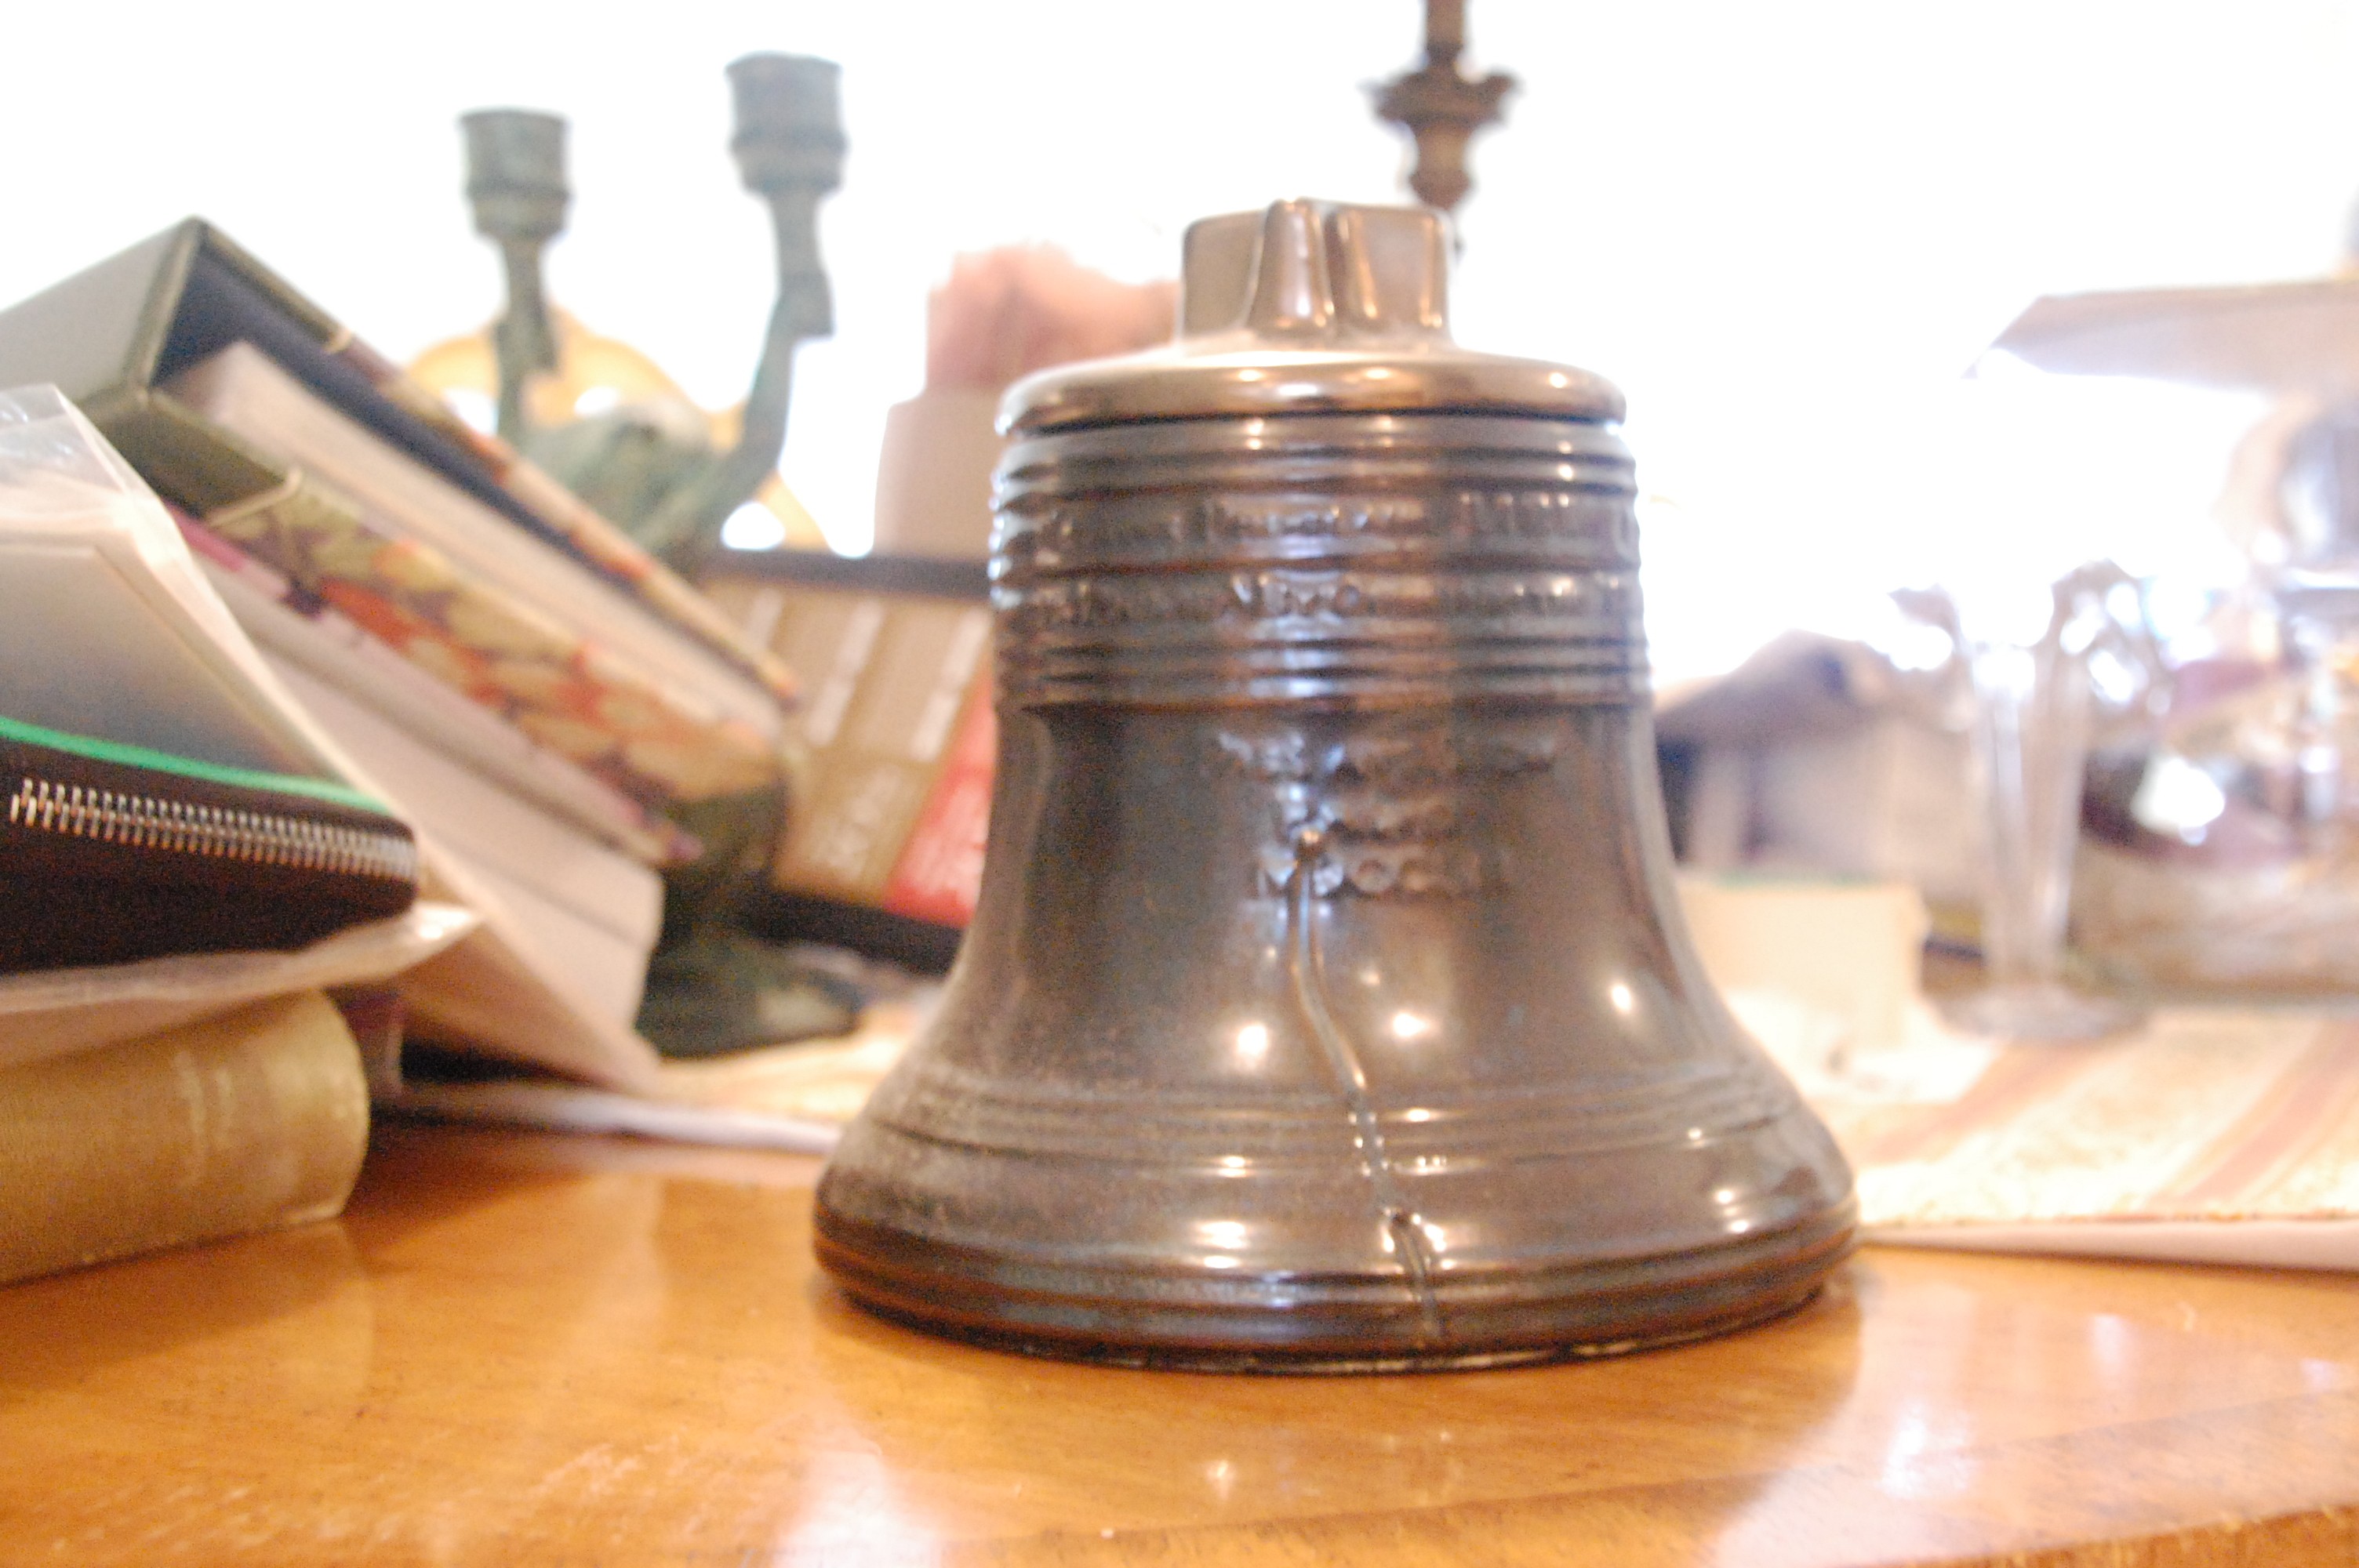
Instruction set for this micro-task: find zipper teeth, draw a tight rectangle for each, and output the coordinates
[7,775,417,884]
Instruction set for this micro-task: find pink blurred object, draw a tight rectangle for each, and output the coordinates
[925,248,1176,393]
[876,249,1176,557]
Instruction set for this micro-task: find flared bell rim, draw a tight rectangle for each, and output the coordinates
[813,1196,1857,1374]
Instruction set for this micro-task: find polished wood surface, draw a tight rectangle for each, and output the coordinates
[5,1121,2357,1566]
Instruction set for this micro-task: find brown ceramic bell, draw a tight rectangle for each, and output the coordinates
[814,199,1855,1370]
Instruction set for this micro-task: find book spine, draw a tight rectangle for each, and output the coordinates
[753,589,994,925]
[879,684,994,926]
[0,991,369,1286]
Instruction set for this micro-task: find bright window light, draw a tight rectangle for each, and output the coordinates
[720,502,787,552]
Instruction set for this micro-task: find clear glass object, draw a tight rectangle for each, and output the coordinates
[1919,368,2218,1039]
[1947,599,2144,1038]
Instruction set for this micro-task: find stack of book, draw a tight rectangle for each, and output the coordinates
[0,383,459,1283]
[0,221,798,1092]
[700,551,993,971]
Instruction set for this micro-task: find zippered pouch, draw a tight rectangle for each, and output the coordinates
[0,715,416,974]
[0,386,420,976]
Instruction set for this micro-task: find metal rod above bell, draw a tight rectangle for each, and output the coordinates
[816,200,1856,1372]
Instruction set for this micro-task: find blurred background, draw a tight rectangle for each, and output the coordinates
[10,0,2358,684]
[13,0,2359,1294]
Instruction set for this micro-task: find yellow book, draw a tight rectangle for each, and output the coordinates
[0,990,369,1286]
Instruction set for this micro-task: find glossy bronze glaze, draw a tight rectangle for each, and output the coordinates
[815,201,1855,1370]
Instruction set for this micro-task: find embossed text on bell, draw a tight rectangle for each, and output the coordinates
[814,199,1856,1370]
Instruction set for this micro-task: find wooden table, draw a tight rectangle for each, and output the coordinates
[5,1121,2357,1566]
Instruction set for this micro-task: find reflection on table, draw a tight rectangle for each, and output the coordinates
[3,1121,2356,1566]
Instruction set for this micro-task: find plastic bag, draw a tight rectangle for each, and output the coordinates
[0,386,467,1054]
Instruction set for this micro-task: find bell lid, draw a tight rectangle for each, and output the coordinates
[1001,198,1623,434]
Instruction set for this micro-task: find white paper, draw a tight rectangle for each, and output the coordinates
[387,1080,841,1154]
[0,902,478,1069]
[1871,1218,2359,1272]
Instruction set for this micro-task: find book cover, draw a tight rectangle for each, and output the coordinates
[703,554,994,938]
[0,989,370,1286]
[180,510,696,866]
[0,220,796,745]
[170,343,783,806]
